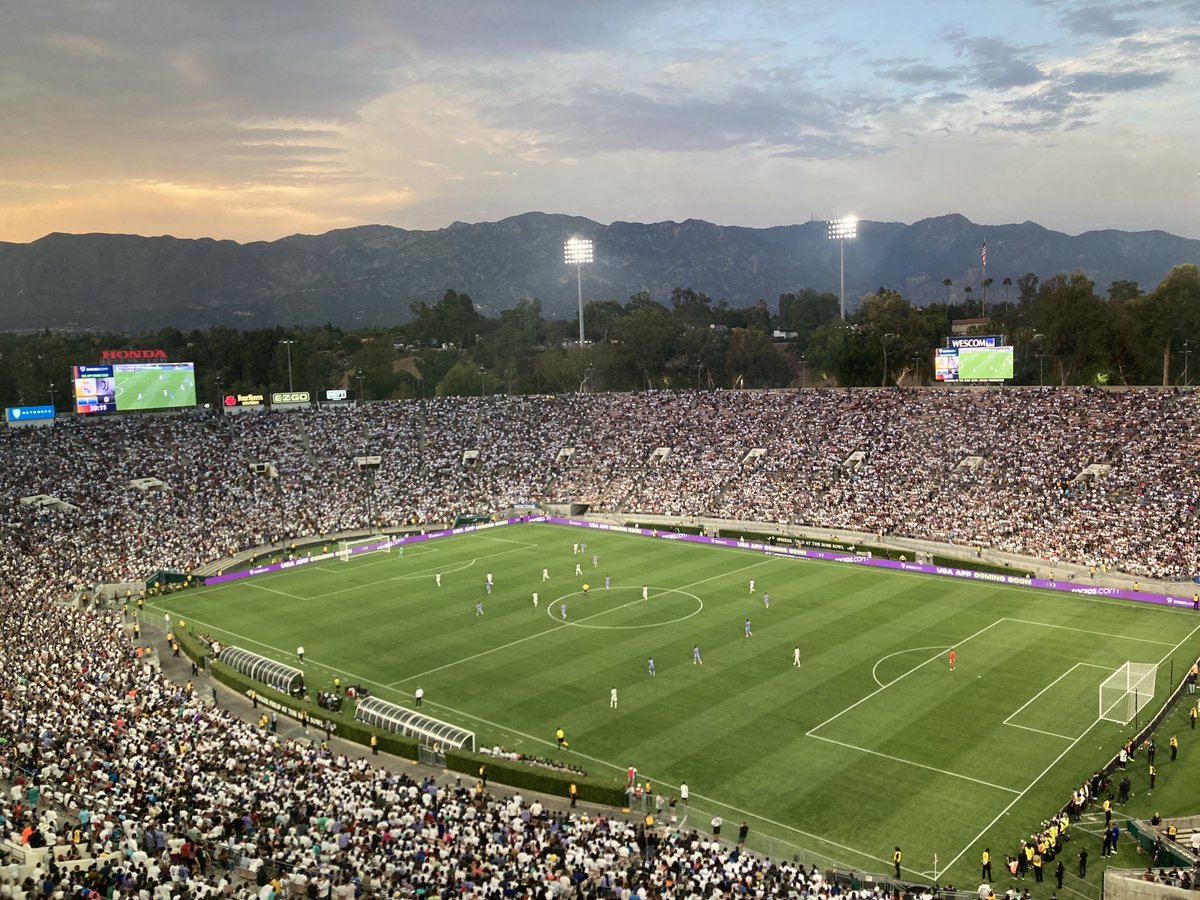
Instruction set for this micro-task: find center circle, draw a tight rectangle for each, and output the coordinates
[544,586,704,629]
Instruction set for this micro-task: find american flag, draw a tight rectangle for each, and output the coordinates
[981,240,987,268]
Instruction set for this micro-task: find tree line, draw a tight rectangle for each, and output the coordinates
[1,264,1197,409]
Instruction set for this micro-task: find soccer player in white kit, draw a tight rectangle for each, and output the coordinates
[542,568,549,581]
[610,687,618,708]
[749,579,755,593]
[435,573,441,587]
[532,592,539,607]
[792,645,801,666]
[642,585,649,601]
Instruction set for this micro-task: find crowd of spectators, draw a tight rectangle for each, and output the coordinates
[0,595,911,898]
[2,387,1198,601]
[1,386,1198,897]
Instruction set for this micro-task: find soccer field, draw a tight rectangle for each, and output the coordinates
[154,522,1200,884]
[114,365,196,411]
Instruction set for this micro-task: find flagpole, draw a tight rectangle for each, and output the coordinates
[981,239,987,318]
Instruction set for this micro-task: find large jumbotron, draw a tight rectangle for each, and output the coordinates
[2,387,1199,898]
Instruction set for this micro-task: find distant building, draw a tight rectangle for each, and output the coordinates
[950,317,991,335]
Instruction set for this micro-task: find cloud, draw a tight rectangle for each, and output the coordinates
[2,0,1200,243]
[1066,69,1173,92]
[1058,4,1142,37]
[875,62,961,85]
[946,31,1047,89]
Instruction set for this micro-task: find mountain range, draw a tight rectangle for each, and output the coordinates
[0,212,1196,332]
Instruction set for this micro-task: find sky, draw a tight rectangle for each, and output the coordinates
[2,0,1198,244]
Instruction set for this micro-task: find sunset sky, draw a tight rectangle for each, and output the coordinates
[2,0,1198,244]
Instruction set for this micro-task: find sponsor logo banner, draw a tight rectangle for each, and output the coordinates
[6,405,56,422]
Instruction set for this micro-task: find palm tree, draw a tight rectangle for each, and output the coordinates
[1002,276,1013,305]
[982,277,994,316]
[943,278,953,305]
[963,285,974,316]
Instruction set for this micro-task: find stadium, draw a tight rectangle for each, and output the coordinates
[2,387,1199,899]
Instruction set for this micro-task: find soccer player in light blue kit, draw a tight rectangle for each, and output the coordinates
[745,618,753,637]
[560,602,567,620]
[604,575,611,590]
[693,645,703,665]
[762,592,769,609]
[475,601,484,616]
[648,657,656,677]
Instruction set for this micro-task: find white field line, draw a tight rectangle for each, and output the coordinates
[232,544,523,604]
[808,618,1006,735]
[807,733,1020,794]
[1005,617,1176,647]
[940,620,1200,874]
[1001,662,1109,738]
[386,557,774,686]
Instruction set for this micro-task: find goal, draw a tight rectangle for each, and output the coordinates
[1098,662,1157,724]
[336,537,390,562]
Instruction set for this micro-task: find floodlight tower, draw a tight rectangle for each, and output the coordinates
[564,237,594,346]
[280,339,297,392]
[827,218,858,320]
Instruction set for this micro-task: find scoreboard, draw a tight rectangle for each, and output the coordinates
[73,362,197,414]
[73,365,118,414]
[935,336,1014,383]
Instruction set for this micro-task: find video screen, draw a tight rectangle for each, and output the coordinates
[934,347,1013,382]
[958,346,1014,381]
[73,363,197,414]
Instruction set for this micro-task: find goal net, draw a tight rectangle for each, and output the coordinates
[1098,662,1157,724]
[336,537,390,562]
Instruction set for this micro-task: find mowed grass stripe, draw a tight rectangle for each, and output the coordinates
[151,521,1200,888]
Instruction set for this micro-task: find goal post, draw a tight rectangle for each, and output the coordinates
[1098,662,1157,724]
[336,536,391,562]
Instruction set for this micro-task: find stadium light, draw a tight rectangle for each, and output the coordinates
[48,382,57,412]
[1183,340,1192,386]
[280,340,297,392]
[478,366,486,427]
[827,218,858,320]
[564,237,593,346]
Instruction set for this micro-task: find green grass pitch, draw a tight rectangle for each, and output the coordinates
[153,522,1200,885]
[114,366,196,411]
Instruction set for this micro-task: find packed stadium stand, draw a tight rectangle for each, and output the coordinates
[1,386,1198,897]
[3,388,1198,598]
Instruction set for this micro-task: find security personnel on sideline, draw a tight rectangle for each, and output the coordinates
[893,847,902,878]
